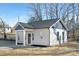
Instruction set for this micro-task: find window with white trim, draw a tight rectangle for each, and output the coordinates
[32,33,34,40]
[57,32,59,40]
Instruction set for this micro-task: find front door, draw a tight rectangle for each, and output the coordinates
[28,33,31,44]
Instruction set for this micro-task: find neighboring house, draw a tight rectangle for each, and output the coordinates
[0,24,12,33]
[5,25,12,33]
[11,28,16,34]
[14,19,68,46]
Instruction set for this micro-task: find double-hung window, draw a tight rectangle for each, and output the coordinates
[32,33,34,40]
[57,32,59,40]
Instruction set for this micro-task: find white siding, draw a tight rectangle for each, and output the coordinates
[5,28,11,33]
[25,31,28,45]
[16,30,24,43]
[32,29,50,46]
[15,20,67,46]
[49,20,67,46]
[0,28,11,33]
[49,28,67,46]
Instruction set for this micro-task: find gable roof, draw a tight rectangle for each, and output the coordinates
[15,25,24,30]
[15,18,68,30]
[19,22,34,29]
[18,19,58,29]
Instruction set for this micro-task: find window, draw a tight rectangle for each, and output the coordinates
[57,32,59,40]
[62,32,64,43]
[40,36,43,39]
[52,26,54,28]
[8,28,9,30]
[32,33,34,40]
[18,35,19,40]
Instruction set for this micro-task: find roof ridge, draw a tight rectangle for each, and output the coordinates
[17,19,60,29]
[18,18,59,24]
[28,19,59,24]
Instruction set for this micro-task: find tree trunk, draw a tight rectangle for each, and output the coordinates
[3,22,7,40]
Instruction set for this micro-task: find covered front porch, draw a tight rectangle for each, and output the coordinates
[15,29,34,46]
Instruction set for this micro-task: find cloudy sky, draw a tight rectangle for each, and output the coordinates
[0,3,33,27]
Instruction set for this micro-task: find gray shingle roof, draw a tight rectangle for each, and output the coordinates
[19,22,34,28]
[19,19,59,29]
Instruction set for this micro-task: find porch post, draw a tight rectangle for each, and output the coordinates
[16,31,17,45]
[23,30,25,46]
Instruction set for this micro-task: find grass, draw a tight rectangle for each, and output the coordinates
[0,42,79,56]
[0,46,71,56]
[63,51,79,56]
[0,43,74,56]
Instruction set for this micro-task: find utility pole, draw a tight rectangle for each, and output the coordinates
[18,16,20,22]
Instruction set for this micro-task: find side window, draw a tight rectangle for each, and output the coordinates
[32,33,34,40]
[52,26,54,28]
[18,35,19,40]
[62,32,64,41]
[8,28,9,30]
[57,32,59,40]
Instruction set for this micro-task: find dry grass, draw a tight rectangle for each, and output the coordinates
[0,46,71,56]
[63,52,79,56]
[0,42,79,56]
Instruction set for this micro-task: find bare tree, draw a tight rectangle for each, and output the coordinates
[32,3,42,21]
[71,3,75,21]
[28,3,42,23]
[44,4,49,20]
[49,4,54,19]
[28,3,79,42]
[70,3,76,39]
[0,17,7,39]
[55,4,59,19]
[28,17,36,23]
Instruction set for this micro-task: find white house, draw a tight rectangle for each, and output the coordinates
[14,19,68,46]
[0,23,12,33]
[4,26,12,33]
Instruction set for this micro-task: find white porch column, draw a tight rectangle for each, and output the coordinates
[23,30,25,46]
[16,31,17,45]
